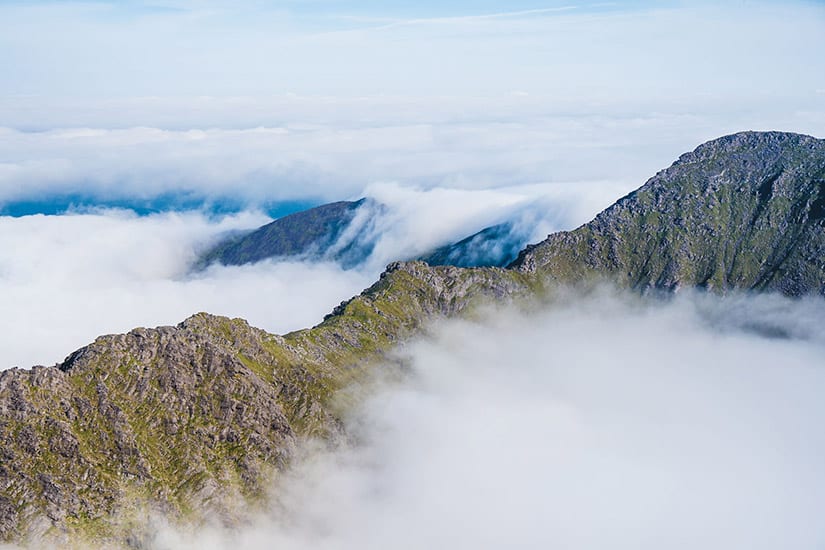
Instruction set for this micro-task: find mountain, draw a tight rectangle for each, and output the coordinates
[199,199,378,269]
[1,131,824,546]
[0,263,531,546]
[512,132,825,295]
[420,222,528,268]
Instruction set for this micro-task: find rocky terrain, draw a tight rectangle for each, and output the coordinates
[512,132,825,294]
[0,262,532,546]
[1,131,824,547]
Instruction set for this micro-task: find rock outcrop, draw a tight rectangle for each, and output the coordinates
[0,263,532,546]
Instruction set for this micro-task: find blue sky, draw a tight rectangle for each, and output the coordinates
[3,0,822,98]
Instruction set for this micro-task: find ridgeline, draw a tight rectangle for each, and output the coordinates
[1,131,823,547]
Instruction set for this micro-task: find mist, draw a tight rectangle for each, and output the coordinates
[0,177,612,370]
[0,210,374,370]
[140,290,825,550]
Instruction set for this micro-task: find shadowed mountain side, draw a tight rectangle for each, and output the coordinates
[199,199,378,269]
[512,132,825,295]
[0,262,534,545]
[420,222,528,268]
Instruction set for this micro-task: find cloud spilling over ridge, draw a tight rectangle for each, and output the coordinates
[337,181,616,271]
[0,210,375,370]
[152,290,825,549]
[0,179,610,370]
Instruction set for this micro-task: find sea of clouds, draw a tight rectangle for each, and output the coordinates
[146,290,825,550]
[0,178,625,370]
[0,1,823,547]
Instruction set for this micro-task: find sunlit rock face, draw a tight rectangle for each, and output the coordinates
[514,132,825,295]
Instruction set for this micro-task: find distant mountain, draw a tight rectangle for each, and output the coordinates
[420,222,528,268]
[202,197,536,271]
[2,131,824,546]
[199,199,379,269]
[512,132,825,295]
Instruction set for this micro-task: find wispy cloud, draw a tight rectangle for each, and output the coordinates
[340,5,580,31]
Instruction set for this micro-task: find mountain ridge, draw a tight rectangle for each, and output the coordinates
[1,130,824,546]
[199,199,375,269]
[511,131,825,294]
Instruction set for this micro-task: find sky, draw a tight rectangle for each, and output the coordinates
[0,0,822,212]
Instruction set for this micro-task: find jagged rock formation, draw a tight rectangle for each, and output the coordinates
[1,131,824,546]
[0,263,532,546]
[200,199,379,269]
[512,132,825,295]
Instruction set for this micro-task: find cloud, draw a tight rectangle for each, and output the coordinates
[2,99,823,212]
[0,210,376,369]
[0,176,617,370]
[146,290,825,549]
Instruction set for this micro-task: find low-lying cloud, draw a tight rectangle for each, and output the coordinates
[3,100,823,211]
[150,290,825,549]
[0,210,375,369]
[0,179,608,370]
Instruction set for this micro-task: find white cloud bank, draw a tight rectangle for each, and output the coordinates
[0,102,822,209]
[0,2,822,209]
[0,178,610,370]
[152,290,825,550]
[0,210,374,370]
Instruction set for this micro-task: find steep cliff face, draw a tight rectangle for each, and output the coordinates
[0,263,533,546]
[511,132,825,295]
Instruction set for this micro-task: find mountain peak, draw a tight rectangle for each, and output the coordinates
[512,131,825,295]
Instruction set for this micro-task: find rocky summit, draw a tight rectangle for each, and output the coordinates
[511,132,825,295]
[1,131,824,547]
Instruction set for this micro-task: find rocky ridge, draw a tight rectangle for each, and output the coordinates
[1,131,824,546]
[0,263,532,546]
[512,132,825,294]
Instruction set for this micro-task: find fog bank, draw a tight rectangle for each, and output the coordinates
[153,290,825,549]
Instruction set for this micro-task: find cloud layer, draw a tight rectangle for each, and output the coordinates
[0,179,606,370]
[151,290,825,549]
[0,210,374,369]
